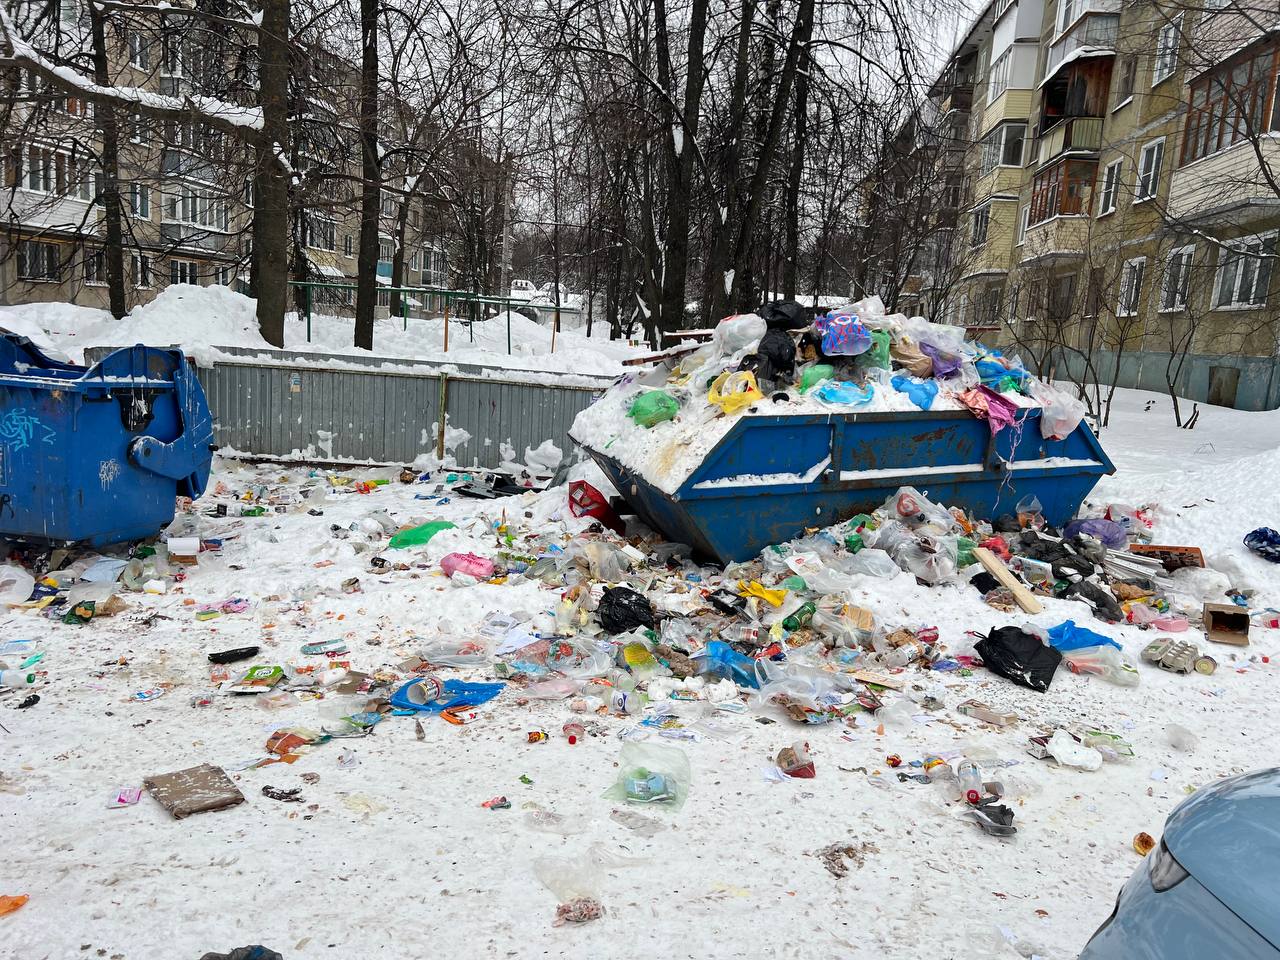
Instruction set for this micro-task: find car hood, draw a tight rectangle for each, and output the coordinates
[1164,767,1280,949]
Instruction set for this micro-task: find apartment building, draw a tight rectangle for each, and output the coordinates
[0,1,465,316]
[920,0,1280,405]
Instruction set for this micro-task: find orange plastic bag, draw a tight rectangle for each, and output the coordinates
[0,894,29,916]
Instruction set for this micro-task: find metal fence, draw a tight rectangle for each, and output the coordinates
[85,345,613,468]
[1042,348,1280,412]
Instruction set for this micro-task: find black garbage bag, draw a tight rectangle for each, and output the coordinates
[597,586,655,634]
[974,626,1062,693]
[1069,578,1124,622]
[752,327,797,385]
[760,299,812,330]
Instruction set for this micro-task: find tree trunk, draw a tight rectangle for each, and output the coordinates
[708,0,814,320]
[389,200,409,317]
[89,6,127,319]
[653,0,710,337]
[251,0,290,347]
[354,0,381,350]
[782,30,811,299]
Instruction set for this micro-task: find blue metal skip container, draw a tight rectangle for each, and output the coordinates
[581,408,1115,564]
[0,335,215,546]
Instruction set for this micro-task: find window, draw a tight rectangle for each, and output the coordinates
[166,183,229,231]
[979,123,1026,176]
[132,253,152,288]
[162,31,185,77]
[1007,284,1021,322]
[1118,257,1146,316]
[126,110,151,145]
[1154,18,1181,85]
[380,192,396,216]
[423,246,447,287]
[1058,0,1078,33]
[1182,41,1280,164]
[1135,139,1164,201]
[17,146,95,200]
[1016,205,1029,244]
[84,247,106,285]
[170,259,199,285]
[1214,233,1276,308]
[58,0,78,24]
[1098,159,1123,214]
[942,175,962,209]
[215,266,233,286]
[1049,274,1078,320]
[409,251,420,272]
[378,239,394,261]
[971,204,991,247]
[1029,159,1096,224]
[1114,57,1136,106]
[244,180,254,209]
[17,241,60,281]
[303,214,336,252]
[1161,245,1194,311]
[988,50,1013,103]
[343,235,353,257]
[994,0,1015,21]
[129,183,150,219]
[127,31,150,70]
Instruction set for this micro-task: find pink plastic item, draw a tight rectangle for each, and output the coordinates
[440,552,496,580]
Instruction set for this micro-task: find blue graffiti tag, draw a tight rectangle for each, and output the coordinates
[0,409,56,451]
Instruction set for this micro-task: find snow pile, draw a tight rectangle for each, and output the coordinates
[73,284,272,366]
[0,301,111,362]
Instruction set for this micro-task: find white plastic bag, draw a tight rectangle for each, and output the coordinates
[713,313,766,356]
[0,565,34,606]
[1028,379,1087,439]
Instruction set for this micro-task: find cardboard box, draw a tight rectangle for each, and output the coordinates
[1129,544,1205,570]
[1204,602,1250,646]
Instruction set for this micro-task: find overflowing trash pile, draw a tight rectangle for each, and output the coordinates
[571,297,1090,493]
[1,431,1272,952]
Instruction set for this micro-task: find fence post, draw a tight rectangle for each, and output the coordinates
[305,283,312,343]
[402,291,408,332]
[436,372,449,461]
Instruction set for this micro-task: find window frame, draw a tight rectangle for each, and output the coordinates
[1117,256,1147,317]
[1113,56,1137,109]
[1135,138,1165,203]
[1098,159,1123,215]
[970,202,992,248]
[129,182,151,220]
[17,240,62,282]
[1160,244,1195,312]
[83,246,107,286]
[988,50,1013,105]
[1213,232,1277,309]
[1153,17,1181,86]
[170,259,200,286]
[1181,40,1280,165]
[127,30,150,71]
[343,235,353,258]
[131,252,152,289]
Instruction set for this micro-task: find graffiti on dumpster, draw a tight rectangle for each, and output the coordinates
[99,458,121,490]
[0,409,56,451]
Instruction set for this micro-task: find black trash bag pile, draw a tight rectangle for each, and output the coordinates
[974,626,1063,693]
[597,586,655,634]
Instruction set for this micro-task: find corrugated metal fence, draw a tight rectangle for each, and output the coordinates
[85,345,614,468]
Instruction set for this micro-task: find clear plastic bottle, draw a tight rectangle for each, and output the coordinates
[0,670,35,688]
[609,689,645,715]
[923,755,962,802]
[957,759,983,804]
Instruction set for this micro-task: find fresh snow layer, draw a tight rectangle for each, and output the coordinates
[0,287,649,376]
[0,387,1279,958]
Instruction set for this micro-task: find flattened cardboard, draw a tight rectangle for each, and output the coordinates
[144,763,245,819]
[1129,544,1205,571]
[1204,602,1250,646]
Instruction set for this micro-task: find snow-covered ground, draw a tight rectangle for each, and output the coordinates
[0,285,647,376]
[1,387,1278,959]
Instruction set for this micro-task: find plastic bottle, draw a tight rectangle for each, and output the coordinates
[882,641,925,668]
[607,668,637,692]
[957,759,983,804]
[0,670,35,688]
[563,721,585,744]
[782,601,816,631]
[923,755,962,802]
[609,689,645,715]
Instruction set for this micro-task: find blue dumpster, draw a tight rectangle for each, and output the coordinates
[580,408,1114,564]
[0,335,215,547]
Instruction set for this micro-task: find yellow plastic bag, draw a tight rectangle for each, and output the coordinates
[708,371,763,415]
[737,579,787,607]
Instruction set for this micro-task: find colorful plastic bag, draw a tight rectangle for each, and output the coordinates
[708,371,763,414]
[859,329,891,370]
[890,337,933,378]
[628,390,680,427]
[815,314,872,356]
[891,375,938,410]
[815,380,874,406]
[799,364,834,393]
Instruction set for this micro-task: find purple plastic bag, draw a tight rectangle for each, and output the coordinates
[1064,518,1128,548]
[919,342,963,378]
[958,386,1020,434]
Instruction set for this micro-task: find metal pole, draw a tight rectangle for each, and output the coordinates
[443,296,450,353]
[402,291,408,332]
[305,283,312,343]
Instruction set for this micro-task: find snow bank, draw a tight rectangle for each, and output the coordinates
[0,302,111,363]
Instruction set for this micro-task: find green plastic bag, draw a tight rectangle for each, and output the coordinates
[859,330,891,370]
[781,575,807,591]
[956,536,976,568]
[389,520,456,549]
[845,533,864,554]
[799,364,835,394]
[629,390,680,427]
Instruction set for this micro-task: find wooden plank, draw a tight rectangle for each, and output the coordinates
[973,546,1043,614]
[850,669,905,691]
[620,342,704,367]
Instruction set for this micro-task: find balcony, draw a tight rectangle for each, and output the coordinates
[980,89,1035,136]
[1169,138,1280,223]
[1035,116,1104,165]
[1045,14,1119,80]
[1020,216,1091,262]
[974,165,1024,200]
[940,86,974,114]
